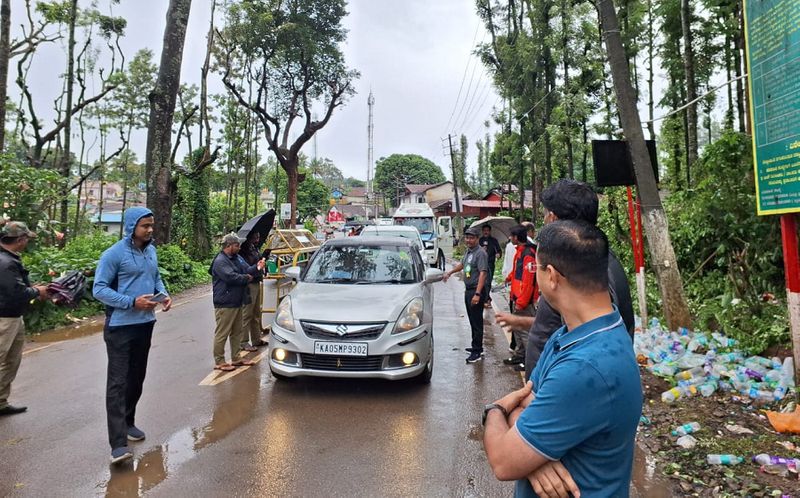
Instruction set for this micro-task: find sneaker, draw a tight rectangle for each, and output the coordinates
[503,356,524,365]
[512,363,526,372]
[127,426,146,442]
[466,352,483,363]
[465,347,476,352]
[110,446,133,464]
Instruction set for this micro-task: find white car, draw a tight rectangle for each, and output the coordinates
[268,237,442,383]
[359,225,425,256]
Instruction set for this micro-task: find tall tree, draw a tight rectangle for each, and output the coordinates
[145,0,192,243]
[58,0,78,241]
[0,0,11,152]
[596,0,692,329]
[374,154,446,207]
[218,0,358,226]
[680,0,699,169]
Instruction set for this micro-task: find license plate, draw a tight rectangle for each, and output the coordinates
[314,341,368,356]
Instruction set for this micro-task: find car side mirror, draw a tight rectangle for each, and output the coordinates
[423,240,434,250]
[424,268,444,284]
[284,266,301,280]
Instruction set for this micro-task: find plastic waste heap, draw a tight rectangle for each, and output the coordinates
[635,318,796,405]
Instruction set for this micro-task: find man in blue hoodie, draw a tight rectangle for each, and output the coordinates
[93,207,171,464]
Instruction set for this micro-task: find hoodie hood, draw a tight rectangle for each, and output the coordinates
[124,207,153,238]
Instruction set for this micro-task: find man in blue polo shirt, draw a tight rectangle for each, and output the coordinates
[482,220,642,497]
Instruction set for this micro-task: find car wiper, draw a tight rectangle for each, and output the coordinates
[371,279,416,284]
[313,278,355,284]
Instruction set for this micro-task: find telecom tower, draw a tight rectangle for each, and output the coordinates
[367,90,375,218]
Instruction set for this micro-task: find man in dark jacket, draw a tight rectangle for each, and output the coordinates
[210,233,264,372]
[239,231,266,350]
[0,222,48,416]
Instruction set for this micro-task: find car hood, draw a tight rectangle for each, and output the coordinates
[289,282,422,323]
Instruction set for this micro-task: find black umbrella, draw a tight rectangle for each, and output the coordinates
[237,209,276,248]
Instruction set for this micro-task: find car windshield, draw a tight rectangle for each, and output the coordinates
[361,229,420,244]
[304,244,420,284]
[396,218,435,240]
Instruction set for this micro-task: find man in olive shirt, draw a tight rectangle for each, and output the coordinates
[443,227,489,363]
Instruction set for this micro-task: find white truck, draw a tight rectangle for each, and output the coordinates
[392,203,452,270]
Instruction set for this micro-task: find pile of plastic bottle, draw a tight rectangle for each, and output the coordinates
[634,318,796,405]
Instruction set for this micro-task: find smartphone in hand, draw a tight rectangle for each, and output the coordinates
[150,292,168,303]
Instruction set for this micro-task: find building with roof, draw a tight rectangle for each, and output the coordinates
[400,181,454,205]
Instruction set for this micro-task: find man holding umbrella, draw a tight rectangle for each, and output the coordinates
[240,231,267,350]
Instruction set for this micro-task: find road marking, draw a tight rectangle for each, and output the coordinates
[22,344,55,356]
[198,350,267,386]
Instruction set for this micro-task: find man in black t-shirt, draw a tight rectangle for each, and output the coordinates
[478,225,502,307]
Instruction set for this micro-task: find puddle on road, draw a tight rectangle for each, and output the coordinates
[29,319,104,343]
[631,443,673,498]
[98,370,263,496]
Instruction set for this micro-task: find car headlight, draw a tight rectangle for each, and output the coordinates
[275,297,295,332]
[393,297,424,334]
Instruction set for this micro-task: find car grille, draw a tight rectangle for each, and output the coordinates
[300,321,387,340]
[299,354,384,371]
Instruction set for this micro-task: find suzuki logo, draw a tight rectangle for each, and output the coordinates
[336,324,348,336]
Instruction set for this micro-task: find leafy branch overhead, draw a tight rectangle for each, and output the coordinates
[215,0,358,225]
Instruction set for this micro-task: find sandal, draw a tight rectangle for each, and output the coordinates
[252,340,268,348]
[232,359,257,367]
[214,363,236,372]
[241,345,258,352]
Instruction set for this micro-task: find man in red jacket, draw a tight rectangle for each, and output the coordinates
[503,225,537,371]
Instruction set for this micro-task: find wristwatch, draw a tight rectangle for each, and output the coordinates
[474,291,481,297]
[482,403,508,426]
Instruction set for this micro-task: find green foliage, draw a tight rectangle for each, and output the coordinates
[20,234,209,333]
[0,154,62,232]
[596,134,788,353]
[374,154,446,206]
[173,155,212,260]
[296,176,330,220]
[155,244,209,294]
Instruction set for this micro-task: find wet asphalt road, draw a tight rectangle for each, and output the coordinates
[0,273,523,497]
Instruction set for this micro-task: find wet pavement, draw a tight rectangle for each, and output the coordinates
[0,276,522,497]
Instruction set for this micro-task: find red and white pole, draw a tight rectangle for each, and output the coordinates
[780,214,800,385]
[627,186,647,330]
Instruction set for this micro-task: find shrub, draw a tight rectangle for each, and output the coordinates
[21,234,209,333]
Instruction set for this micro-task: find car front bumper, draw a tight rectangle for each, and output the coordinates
[268,323,432,380]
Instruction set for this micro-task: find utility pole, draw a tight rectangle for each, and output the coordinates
[367,90,375,218]
[447,134,464,243]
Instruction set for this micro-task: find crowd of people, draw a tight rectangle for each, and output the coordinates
[445,179,643,496]
[2,179,645,496]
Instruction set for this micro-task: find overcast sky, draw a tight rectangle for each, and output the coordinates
[11,0,502,182]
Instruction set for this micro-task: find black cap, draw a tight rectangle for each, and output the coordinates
[464,227,480,237]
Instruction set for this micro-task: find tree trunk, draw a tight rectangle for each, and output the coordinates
[145,0,192,243]
[725,32,734,130]
[582,118,588,182]
[286,159,299,227]
[596,0,692,330]
[734,1,746,134]
[562,0,574,179]
[680,0,698,167]
[59,0,78,244]
[646,0,656,140]
[0,0,10,152]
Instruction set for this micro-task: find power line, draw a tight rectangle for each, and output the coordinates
[443,25,480,135]
[455,77,492,133]
[464,93,499,138]
[449,46,483,136]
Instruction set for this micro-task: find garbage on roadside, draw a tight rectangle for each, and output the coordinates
[676,435,697,449]
[725,423,754,435]
[765,405,800,434]
[635,319,796,406]
[671,421,701,436]
[706,454,744,465]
